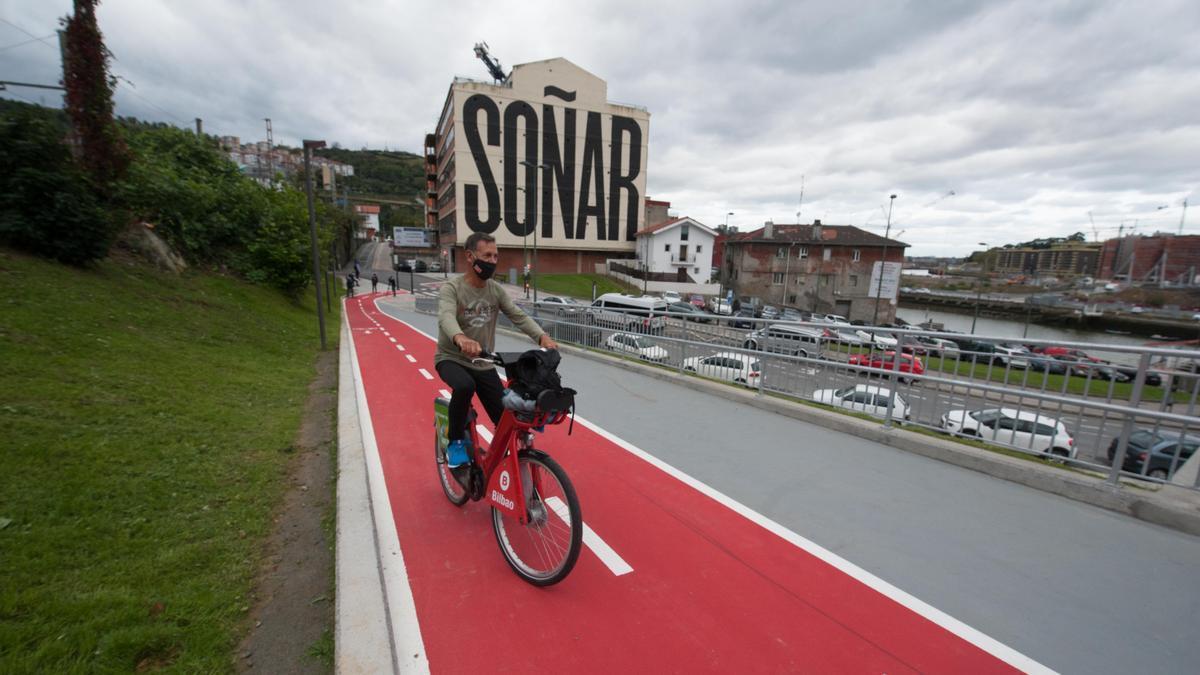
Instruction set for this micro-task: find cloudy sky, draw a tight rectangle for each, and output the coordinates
[3,0,1198,255]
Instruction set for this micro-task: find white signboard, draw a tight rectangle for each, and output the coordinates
[867,261,903,301]
[393,227,433,248]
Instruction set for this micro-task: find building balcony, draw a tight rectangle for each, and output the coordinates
[668,254,694,266]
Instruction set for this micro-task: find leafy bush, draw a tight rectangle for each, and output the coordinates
[0,105,117,265]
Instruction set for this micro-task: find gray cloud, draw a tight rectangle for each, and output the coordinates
[3,0,1198,255]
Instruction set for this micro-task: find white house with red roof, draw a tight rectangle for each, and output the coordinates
[636,216,717,284]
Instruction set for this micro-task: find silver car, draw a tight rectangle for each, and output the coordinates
[743,324,824,358]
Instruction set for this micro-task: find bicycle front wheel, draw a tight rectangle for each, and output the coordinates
[492,450,582,586]
[435,425,469,507]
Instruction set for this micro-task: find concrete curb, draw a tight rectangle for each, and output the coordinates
[536,332,1200,538]
[335,318,397,674]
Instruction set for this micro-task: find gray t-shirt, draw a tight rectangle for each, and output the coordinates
[435,276,545,371]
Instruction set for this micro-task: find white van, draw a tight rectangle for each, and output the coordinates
[588,293,668,333]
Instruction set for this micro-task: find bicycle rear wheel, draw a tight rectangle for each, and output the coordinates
[492,450,582,586]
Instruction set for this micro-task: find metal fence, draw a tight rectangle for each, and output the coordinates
[412,296,1200,491]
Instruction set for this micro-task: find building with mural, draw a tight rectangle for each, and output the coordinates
[425,57,650,274]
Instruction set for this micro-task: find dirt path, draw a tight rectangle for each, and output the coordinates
[236,350,337,672]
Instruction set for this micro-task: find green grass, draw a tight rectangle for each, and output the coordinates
[0,248,337,672]
[535,273,637,299]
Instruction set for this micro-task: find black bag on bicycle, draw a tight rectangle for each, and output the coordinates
[505,349,576,415]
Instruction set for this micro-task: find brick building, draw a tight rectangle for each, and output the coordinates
[722,221,908,323]
[1098,234,1200,285]
[991,242,1101,278]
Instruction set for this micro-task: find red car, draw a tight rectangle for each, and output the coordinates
[848,351,926,376]
[689,294,707,309]
[1030,346,1102,363]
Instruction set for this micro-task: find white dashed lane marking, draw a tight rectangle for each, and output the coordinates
[439,389,452,399]
[418,368,433,380]
[406,355,417,363]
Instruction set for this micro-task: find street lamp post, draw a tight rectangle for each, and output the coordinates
[303,140,328,350]
[519,160,551,305]
[972,242,988,334]
[872,194,897,326]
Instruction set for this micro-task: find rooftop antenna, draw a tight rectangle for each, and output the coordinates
[473,42,508,83]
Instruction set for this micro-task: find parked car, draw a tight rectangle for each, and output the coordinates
[780,308,809,322]
[1059,359,1131,382]
[661,290,683,304]
[1108,363,1163,387]
[743,324,824,357]
[709,298,733,315]
[824,328,867,346]
[604,332,669,362]
[689,294,707,309]
[1031,346,1101,363]
[814,313,851,326]
[396,260,413,272]
[847,351,925,381]
[1027,355,1069,375]
[855,329,898,349]
[953,338,998,362]
[588,293,668,333]
[428,260,443,272]
[1107,429,1200,479]
[667,302,711,323]
[914,336,959,358]
[537,295,587,317]
[993,344,1032,368]
[729,308,758,329]
[413,260,428,273]
[760,305,780,320]
[940,408,1075,458]
[683,352,762,387]
[811,384,910,422]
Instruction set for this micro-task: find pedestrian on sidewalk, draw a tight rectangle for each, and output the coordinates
[354,260,361,278]
[387,275,397,297]
[371,273,379,293]
[345,274,356,298]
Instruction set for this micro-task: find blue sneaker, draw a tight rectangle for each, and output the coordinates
[446,439,471,468]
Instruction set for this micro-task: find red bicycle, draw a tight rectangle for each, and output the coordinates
[433,351,583,585]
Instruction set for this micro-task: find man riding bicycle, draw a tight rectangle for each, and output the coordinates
[435,232,557,468]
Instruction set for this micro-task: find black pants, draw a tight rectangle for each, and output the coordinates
[435,361,505,442]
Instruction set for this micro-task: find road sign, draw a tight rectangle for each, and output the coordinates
[393,227,433,247]
[868,262,903,301]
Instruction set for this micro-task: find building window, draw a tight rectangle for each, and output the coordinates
[852,249,861,262]
[773,272,784,284]
[665,244,671,252]
[823,248,832,261]
[798,246,808,259]
[695,245,702,253]
[850,275,858,287]
[680,224,689,241]
[693,268,699,275]
[776,247,787,259]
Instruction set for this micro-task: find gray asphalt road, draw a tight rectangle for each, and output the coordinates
[378,301,1200,675]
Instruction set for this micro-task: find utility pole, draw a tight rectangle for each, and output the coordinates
[872,194,897,326]
[264,118,274,185]
[1181,199,1190,235]
[303,140,328,350]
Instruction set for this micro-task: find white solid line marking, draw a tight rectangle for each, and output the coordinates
[439,389,452,399]
[389,337,396,343]
[573,415,1053,674]
[418,368,433,380]
[405,355,417,363]
[342,309,430,670]
[546,496,633,577]
[369,303,1051,674]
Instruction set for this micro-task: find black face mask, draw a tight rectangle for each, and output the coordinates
[471,257,497,280]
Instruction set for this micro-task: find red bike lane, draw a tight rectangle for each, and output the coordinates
[344,294,1043,674]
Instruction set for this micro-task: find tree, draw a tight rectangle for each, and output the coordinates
[61,0,129,189]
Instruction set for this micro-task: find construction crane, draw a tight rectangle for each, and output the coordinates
[1088,211,1098,242]
[921,190,956,208]
[473,42,508,83]
[795,175,805,222]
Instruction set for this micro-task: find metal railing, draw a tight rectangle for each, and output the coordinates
[411,297,1200,491]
